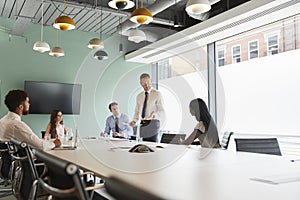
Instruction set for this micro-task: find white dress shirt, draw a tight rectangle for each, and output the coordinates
[132,88,165,122]
[0,112,55,150]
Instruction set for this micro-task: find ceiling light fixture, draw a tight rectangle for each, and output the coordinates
[185,0,211,15]
[94,0,108,60]
[130,0,153,24]
[33,0,50,53]
[108,0,135,10]
[128,28,146,43]
[88,0,104,49]
[53,0,76,31]
[49,31,65,57]
[94,50,108,60]
[49,46,65,57]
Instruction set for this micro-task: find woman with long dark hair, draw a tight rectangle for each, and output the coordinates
[44,109,66,139]
[183,98,221,148]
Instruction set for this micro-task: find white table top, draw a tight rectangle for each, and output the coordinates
[47,138,300,200]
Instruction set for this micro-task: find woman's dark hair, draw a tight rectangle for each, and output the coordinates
[5,90,28,112]
[49,109,63,138]
[189,98,217,133]
[190,98,211,126]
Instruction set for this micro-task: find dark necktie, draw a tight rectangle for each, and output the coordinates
[141,91,148,119]
[115,117,119,133]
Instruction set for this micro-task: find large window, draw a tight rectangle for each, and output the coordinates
[218,49,225,67]
[153,46,209,134]
[266,34,279,55]
[248,40,259,59]
[232,45,241,63]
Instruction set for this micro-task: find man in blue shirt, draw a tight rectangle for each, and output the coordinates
[100,102,132,138]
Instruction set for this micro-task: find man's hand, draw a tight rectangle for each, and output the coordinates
[129,121,136,127]
[100,132,105,137]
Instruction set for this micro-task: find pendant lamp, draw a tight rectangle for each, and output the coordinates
[128,28,146,43]
[94,50,108,60]
[130,0,153,24]
[33,0,50,53]
[49,31,65,57]
[108,0,135,10]
[88,1,104,49]
[49,46,65,57]
[94,0,108,60]
[53,0,76,31]
[185,0,211,15]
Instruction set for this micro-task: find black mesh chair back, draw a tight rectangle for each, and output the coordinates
[105,176,165,200]
[220,131,234,149]
[160,133,186,144]
[9,138,40,200]
[0,141,13,197]
[235,138,282,156]
[33,149,92,200]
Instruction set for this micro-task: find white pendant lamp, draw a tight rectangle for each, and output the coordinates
[128,29,146,43]
[185,0,211,15]
[33,0,50,53]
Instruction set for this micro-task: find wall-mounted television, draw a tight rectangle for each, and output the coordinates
[24,81,82,114]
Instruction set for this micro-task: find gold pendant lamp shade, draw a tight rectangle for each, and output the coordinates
[53,15,75,31]
[130,8,153,24]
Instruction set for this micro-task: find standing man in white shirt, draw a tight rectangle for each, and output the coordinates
[0,89,61,150]
[130,73,165,142]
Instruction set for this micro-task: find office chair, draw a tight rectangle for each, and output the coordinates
[0,141,13,198]
[160,133,186,144]
[8,138,47,200]
[220,131,234,149]
[132,120,160,142]
[105,176,166,200]
[235,138,282,156]
[33,149,105,200]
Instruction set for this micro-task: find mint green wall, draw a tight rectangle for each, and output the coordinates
[0,18,150,138]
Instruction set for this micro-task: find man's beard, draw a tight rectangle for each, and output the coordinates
[22,109,29,115]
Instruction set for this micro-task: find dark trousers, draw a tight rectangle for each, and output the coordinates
[132,120,160,142]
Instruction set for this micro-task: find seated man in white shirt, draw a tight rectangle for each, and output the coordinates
[100,102,132,138]
[0,89,61,150]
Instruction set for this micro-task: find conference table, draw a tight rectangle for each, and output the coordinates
[47,138,300,200]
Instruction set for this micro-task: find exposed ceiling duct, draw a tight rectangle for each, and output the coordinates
[119,0,185,37]
[125,0,300,63]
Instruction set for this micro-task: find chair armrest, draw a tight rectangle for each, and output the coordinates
[85,184,105,191]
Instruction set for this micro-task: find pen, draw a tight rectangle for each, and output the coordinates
[290,159,300,162]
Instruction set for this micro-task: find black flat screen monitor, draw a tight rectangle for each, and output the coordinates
[24,81,82,114]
